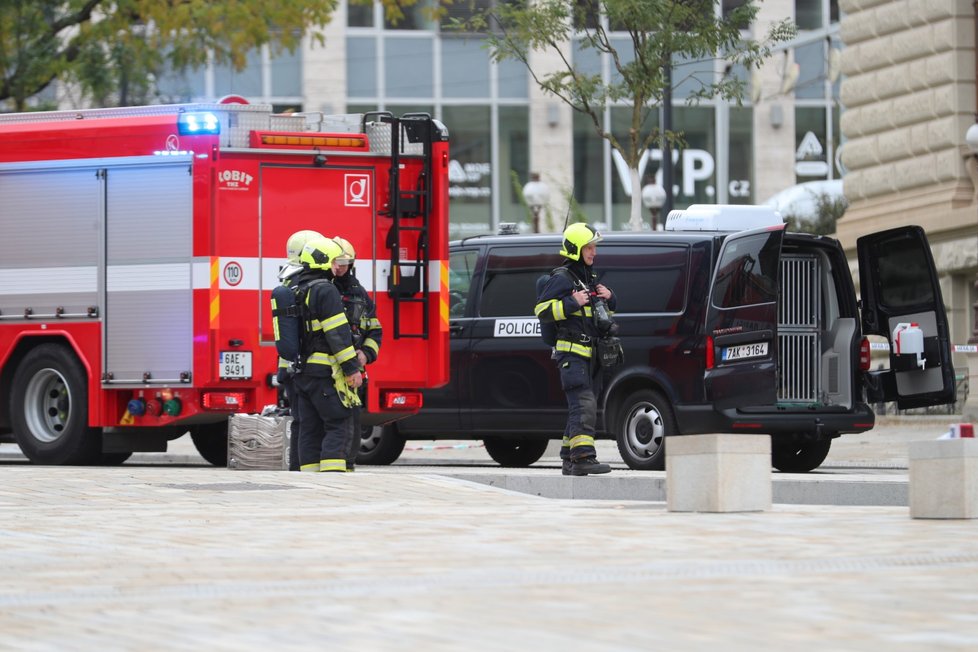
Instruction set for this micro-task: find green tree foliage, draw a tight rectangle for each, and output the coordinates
[454,0,795,230]
[0,0,428,110]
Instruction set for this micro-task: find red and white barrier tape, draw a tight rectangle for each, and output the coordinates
[870,343,977,353]
[403,442,487,452]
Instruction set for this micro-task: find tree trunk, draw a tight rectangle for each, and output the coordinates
[627,166,645,231]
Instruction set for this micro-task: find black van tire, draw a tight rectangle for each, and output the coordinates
[771,438,832,473]
[358,424,405,465]
[615,389,673,471]
[190,421,229,467]
[10,344,102,465]
[484,436,549,467]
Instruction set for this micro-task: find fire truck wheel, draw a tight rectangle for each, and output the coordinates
[483,437,549,467]
[615,389,673,471]
[190,421,229,467]
[771,438,832,473]
[10,344,101,465]
[356,424,405,465]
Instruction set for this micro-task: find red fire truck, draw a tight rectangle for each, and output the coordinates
[0,99,450,466]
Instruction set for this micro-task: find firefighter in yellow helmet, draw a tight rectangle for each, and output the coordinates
[329,236,382,470]
[534,223,616,475]
[278,230,323,471]
[292,237,363,472]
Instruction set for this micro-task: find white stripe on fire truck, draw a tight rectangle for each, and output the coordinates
[253,258,445,293]
[0,260,446,295]
[0,267,97,294]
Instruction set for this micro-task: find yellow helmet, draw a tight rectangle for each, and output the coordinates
[559,223,602,261]
[299,237,344,270]
[332,236,356,264]
[286,230,324,264]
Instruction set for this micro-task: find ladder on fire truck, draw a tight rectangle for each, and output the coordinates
[371,112,436,340]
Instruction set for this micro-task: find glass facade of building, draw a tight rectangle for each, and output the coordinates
[152,0,842,238]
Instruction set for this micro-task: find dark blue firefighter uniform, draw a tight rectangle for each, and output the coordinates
[291,271,361,472]
[534,259,616,464]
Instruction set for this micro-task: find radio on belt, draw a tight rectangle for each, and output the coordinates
[892,322,926,370]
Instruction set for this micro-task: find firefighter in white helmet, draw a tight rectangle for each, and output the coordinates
[278,230,324,470]
[281,229,324,281]
[330,235,383,471]
[534,223,616,476]
[293,238,363,472]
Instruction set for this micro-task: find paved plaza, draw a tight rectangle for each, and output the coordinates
[1,417,977,650]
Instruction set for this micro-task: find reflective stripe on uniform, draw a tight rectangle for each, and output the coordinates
[300,463,320,472]
[333,345,357,364]
[362,338,379,355]
[310,311,348,333]
[555,340,592,358]
[320,458,347,472]
[278,356,289,369]
[307,351,337,367]
[534,298,565,322]
[569,434,595,449]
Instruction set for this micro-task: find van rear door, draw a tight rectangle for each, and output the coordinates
[857,226,955,409]
[704,225,785,409]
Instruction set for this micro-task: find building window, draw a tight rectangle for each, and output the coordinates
[441,37,490,98]
[347,37,379,98]
[728,106,753,204]
[386,37,434,98]
[385,0,437,30]
[348,1,374,27]
[500,106,530,223]
[444,105,493,238]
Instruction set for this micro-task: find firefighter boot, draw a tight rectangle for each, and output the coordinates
[561,459,573,475]
[567,457,612,476]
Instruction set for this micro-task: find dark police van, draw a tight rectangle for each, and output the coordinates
[359,205,955,472]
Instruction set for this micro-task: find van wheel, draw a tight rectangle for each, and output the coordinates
[10,344,101,465]
[771,438,831,473]
[357,424,405,465]
[190,421,229,467]
[484,437,549,467]
[615,389,673,471]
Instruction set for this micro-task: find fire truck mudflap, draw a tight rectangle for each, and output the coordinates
[0,100,450,466]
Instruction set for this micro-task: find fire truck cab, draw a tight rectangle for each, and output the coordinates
[0,100,450,465]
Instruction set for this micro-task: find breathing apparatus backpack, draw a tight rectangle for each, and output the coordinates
[271,283,304,364]
[535,267,573,348]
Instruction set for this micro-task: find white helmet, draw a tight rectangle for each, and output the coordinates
[332,236,356,265]
[286,230,324,264]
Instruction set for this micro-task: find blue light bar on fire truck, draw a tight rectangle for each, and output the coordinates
[177,112,220,135]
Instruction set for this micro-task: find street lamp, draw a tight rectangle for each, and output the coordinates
[522,173,551,233]
[641,183,667,231]
[965,121,978,200]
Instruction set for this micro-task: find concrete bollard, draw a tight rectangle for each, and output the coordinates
[666,434,772,513]
[908,439,978,519]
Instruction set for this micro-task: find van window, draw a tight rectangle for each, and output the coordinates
[713,231,780,308]
[449,249,479,317]
[597,245,688,313]
[875,236,935,309]
[480,246,562,317]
